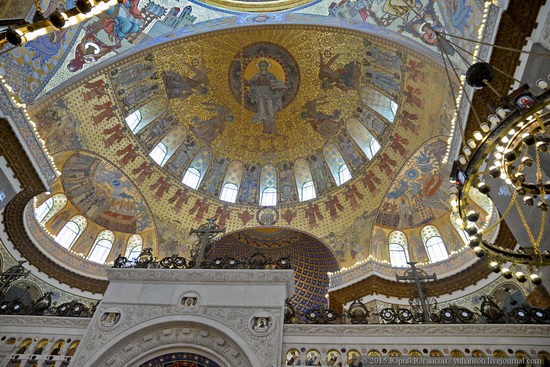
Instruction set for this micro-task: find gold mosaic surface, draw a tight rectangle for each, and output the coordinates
[29,25,458,271]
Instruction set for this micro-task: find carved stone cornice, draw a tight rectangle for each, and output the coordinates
[283,323,550,337]
[0,315,91,328]
[106,268,295,294]
[328,258,490,312]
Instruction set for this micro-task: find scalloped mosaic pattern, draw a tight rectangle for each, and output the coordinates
[209,230,339,313]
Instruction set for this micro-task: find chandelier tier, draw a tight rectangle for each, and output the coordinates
[451,70,550,284]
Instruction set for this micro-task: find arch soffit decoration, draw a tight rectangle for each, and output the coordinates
[82,317,258,367]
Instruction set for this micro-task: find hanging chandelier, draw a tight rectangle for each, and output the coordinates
[450,69,550,284]
[401,4,550,283]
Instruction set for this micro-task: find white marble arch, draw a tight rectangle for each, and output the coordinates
[80,316,257,367]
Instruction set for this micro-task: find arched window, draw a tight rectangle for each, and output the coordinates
[149,142,168,166]
[323,143,351,186]
[55,222,79,249]
[346,118,381,160]
[125,234,143,261]
[338,164,351,185]
[182,167,201,189]
[389,231,409,267]
[125,110,142,132]
[35,197,53,223]
[421,225,449,263]
[180,147,212,189]
[301,181,316,201]
[294,158,316,201]
[219,160,244,202]
[87,230,114,264]
[66,341,80,357]
[360,88,398,123]
[260,164,277,206]
[220,183,239,203]
[261,187,277,206]
[34,193,67,224]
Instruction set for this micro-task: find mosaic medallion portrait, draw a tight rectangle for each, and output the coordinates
[229,42,299,134]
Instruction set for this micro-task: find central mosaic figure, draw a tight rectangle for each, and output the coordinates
[230,43,299,134]
[246,59,287,133]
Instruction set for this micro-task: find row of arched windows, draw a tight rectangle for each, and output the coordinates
[6,338,80,357]
[125,104,387,205]
[388,225,449,267]
[35,195,143,264]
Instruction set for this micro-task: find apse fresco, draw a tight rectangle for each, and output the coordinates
[26,24,473,277]
[61,152,155,233]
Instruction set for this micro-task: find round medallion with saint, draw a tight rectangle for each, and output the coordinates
[229,43,299,135]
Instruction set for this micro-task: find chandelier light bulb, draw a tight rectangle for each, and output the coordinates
[522,133,535,145]
[458,155,467,165]
[530,273,542,285]
[501,136,510,144]
[467,210,480,222]
[496,107,508,119]
[466,224,478,235]
[514,172,525,183]
[536,79,548,89]
[494,151,502,160]
[474,246,485,257]
[469,235,481,246]
[489,166,500,178]
[488,114,500,125]
[467,139,477,149]
[480,123,490,132]
[477,182,491,194]
[536,141,548,152]
[463,146,472,156]
[504,149,516,162]
[489,261,501,273]
[473,131,483,141]
[523,196,534,206]
[496,145,504,152]
[521,157,533,166]
[515,271,527,283]
[516,187,527,196]
[501,267,513,279]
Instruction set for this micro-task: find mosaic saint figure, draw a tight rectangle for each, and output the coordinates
[190,102,234,144]
[245,59,288,134]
